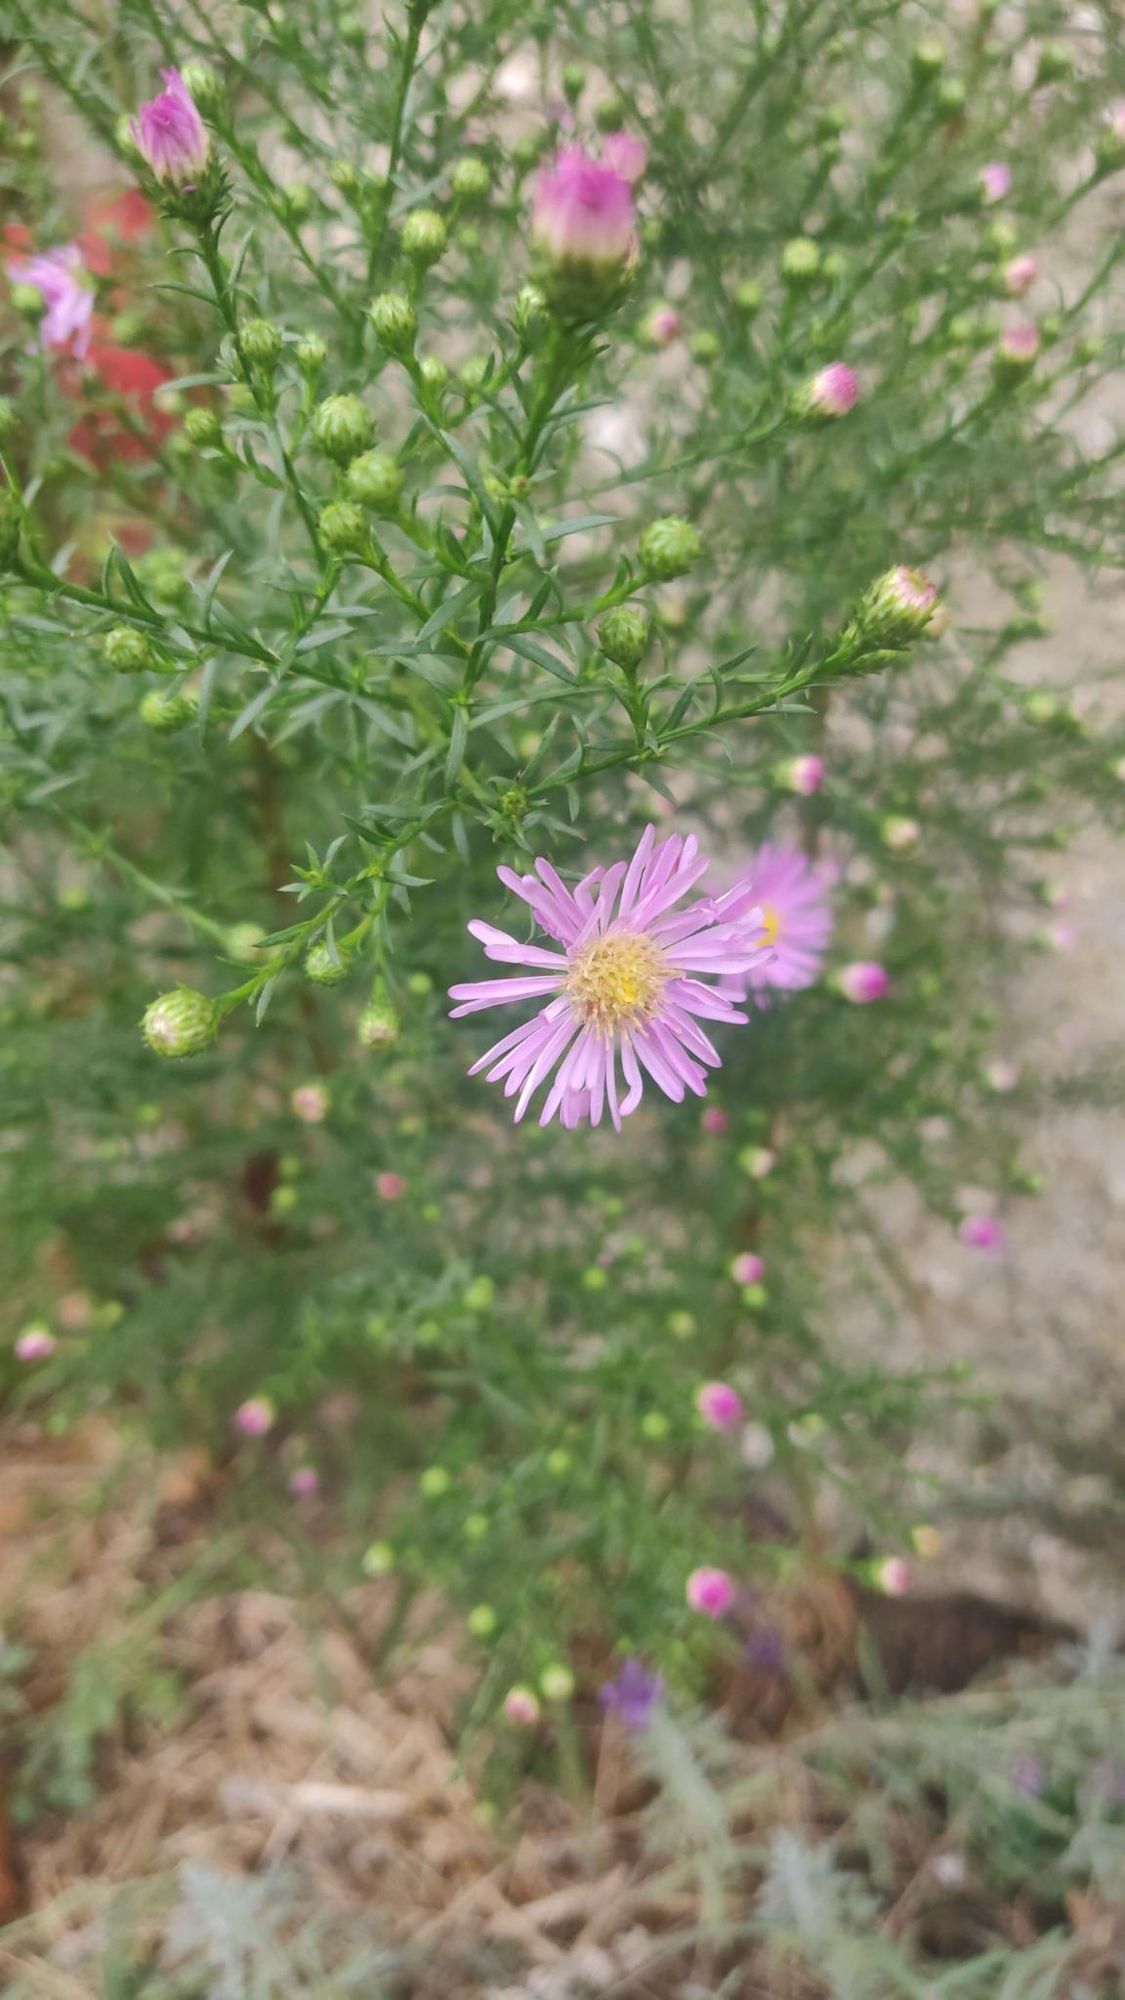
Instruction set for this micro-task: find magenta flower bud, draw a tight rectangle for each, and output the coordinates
[979,161,1011,203]
[376,1171,407,1201]
[837,961,889,1003]
[695,1381,744,1431]
[640,302,681,347]
[701,1105,729,1135]
[291,1082,330,1123]
[686,1566,734,1617]
[881,814,920,855]
[959,1213,1006,1253]
[875,1556,911,1596]
[800,360,859,420]
[131,69,211,189]
[731,1252,764,1286]
[996,322,1040,373]
[775,753,825,796]
[601,131,648,185]
[5,245,92,358]
[503,1684,541,1726]
[234,1395,275,1437]
[1004,254,1038,297]
[531,144,638,312]
[15,1324,57,1362]
[983,1058,1019,1093]
[288,1465,319,1498]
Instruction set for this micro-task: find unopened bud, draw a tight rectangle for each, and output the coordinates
[638,515,702,580]
[184,405,223,448]
[356,997,400,1049]
[780,236,821,285]
[304,938,350,985]
[598,605,650,670]
[295,331,327,373]
[994,322,1039,381]
[400,207,447,265]
[512,281,548,341]
[418,353,450,393]
[451,155,490,202]
[849,566,940,651]
[104,624,153,673]
[318,500,371,555]
[910,40,945,82]
[139,686,198,731]
[179,61,223,113]
[311,393,374,464]
[142,987,219,1057]
[539,1662,575,1701]
[369,291,416,357]
[345,449,403,513]
[561,62,585,105]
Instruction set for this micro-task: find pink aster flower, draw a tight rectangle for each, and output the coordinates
[731,1252,764,1286]
[15,1325,57,1362]
[721,844,834,1002]
[131,69,211,190]
[532,144,637,280]
[449,826,770,1130]
[1004,253,1038,297]
[288,1465,319,1498]
[601,131,648,185]
[979,161,1011,203]
[959,1213,1006,1253]
[6,245,93,357]
[804,360,859,419]
[376,1171,407,1200]
[701,1105,728,1134]
[775,753,824,796]
[837,960,889,1003]
[234,1395,275,1437]
[695,1381,744,1431]
[686,1566,734,1617]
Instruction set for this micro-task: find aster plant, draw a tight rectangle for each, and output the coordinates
[0,0,1123,1785]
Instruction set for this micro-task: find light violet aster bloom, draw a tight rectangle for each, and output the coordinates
[532,144,637,278]
[6,245,93,357]
[722,843,834,1001]
[450,826,770,1130]
[131,69,210,189]
[601,131,648,185]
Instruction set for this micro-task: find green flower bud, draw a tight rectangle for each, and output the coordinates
[640,1410,669,1440]
[545,1447,572,1476]
[103,624,153,673]
[318,500,371,555]
[689,329,720,365]
[562,62,585,105]
[400,207,447,265]
[311,393,374,464]
[184,405,223,448]
[345,449,403,513]
[418,353,450,393]
[284,182,312,221]
[139,687,198,732]
[463,1512,489,1541]
[451,155,490,202]
[419,1465,452,1499]
[1035,43,1069,86]
[638,515,702,581]
[539,1662,575,1702]
[361,1539,395,1575]
[369,291,416,357]
[986,218,1018,256]
[458,354,490,395]
[330,159,361,198]
[179,61,223,113]
[512,131,546,171]
[847,566,940,652]
[239,317,282,369]
[225,921,266,962]
[594,92,625,132]
[934,77,966,117]
[455,223,481,255]
[10,283,45,322]
[781,236,821,285]
[910,40,945,81]
[598,605,650,670]
[295,332,327,374]
[142,987,219,1058]
[463,1275,495,1312]
[304,938,350,985]
[467,1603,497,1638]
[513,282,549,341]
[734,279,763,316]
[356,997,400,1048]
[135,549,189,606]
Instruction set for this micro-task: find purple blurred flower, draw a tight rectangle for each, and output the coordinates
[980,161,1011,203]
[450,825,771,1130]
[959,1213,1006,1254]
[598,1657,665,1731]
[695,1381,744,1431]
[6,245,93,357]
[131,69,210,189]
[288,1465,319,1498]
[722,844,834,1002]
[601,131,648,185]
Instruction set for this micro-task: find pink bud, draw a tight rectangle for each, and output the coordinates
[875,1556,911,1596]
[959,1214,1006,1254]
[291,1082,329,1123]
[531,145,638,280]
[686,1566,735,1617]
[601,131,648,186]
[731,1252,765,1286]
[983,1058,1019,1093]
[644,304,681,346]
[288,1465,319,1498]
[131,69,211,190]
[15,1326,57,1362]
[807,360,859,418]
[1004,254,1038,297]
[234,1395,275,1438]
[376,1172,407,1200]
[998,322,1040,366]
[701,1106,729,1135]
[979,161,1011,203]
[777,753,825,796]
[837,961,889,1004]
[695,1382,744,1432]
[502,1685,541,1727]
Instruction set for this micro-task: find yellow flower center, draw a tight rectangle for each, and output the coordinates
[565,929,668,1033]
[758,902,782,947]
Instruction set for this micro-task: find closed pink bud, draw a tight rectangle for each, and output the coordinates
[376,1172,407,1200]
[983,1058,1019,1093]
[701,1105,729,1134]
[643,304,681,346]
[998,321,1040,367]
[532,145,637,284]
[15,1326,57,1362]
[502,1685,541,1726]
[837,961,889,1003]
[234,1395,275,1437]
[959,1214,1006,1253]
[805,360,859,419]
[731,1252,764,1285]
[131,69,211,189]
[875,1556,911,1596]
[291,1082,330,1123]
[979,161,1011,203]
[288,1465,319,1498]
[1004,254,1038,297]
[695,1382,744,1431]
[686,1566,734,1617]
[776,753,825,796]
